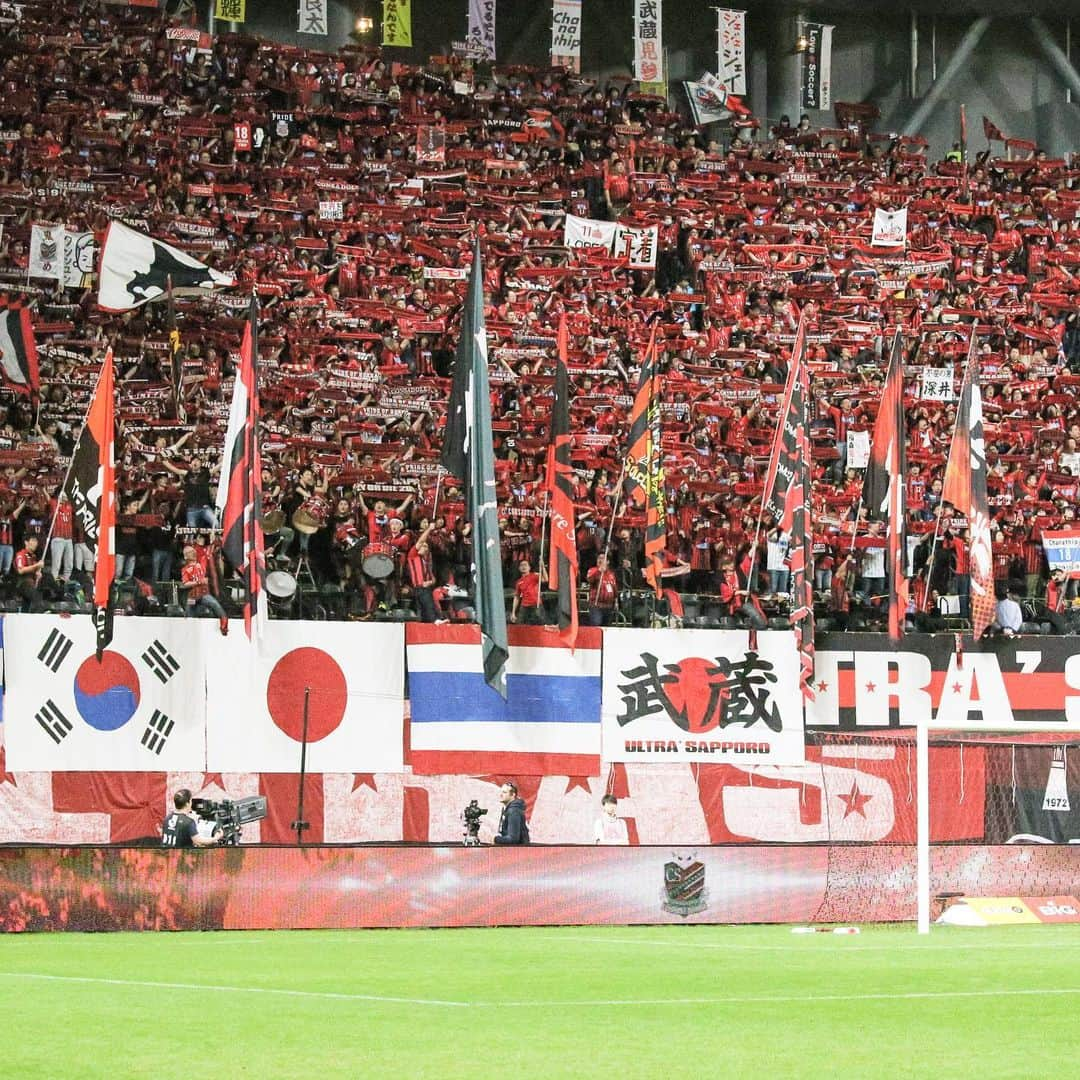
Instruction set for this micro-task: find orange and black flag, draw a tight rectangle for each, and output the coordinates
[62,349,116,659]
[862,330,908,640]
[546,315,579,649]
[943,333,995,641]
[624,325,666,597]
[760,315,815,700]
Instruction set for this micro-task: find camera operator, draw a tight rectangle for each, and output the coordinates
[160,788,221,848]
[492,781,530,845]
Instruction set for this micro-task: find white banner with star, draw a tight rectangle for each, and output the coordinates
[600,629,806,765]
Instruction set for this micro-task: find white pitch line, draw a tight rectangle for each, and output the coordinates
[481,987,1080,1008]
[0,972,468,1007]
[3,971,1080,1012]
[539,933,1080,953]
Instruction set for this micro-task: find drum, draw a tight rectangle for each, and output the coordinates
[361,541,395,579]
[291,496,329,535]
[266,570,298,599]
[261,509,285,536]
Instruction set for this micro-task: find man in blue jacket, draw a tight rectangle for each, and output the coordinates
[493,781,530,845]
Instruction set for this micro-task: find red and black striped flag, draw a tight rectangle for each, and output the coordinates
[0,299,40,395]
[943,334,995,641]
[862,330,908,640]
[760,314,815,700]
[61,349,115,659]
[546,315,579,649]
[217,296,266,640]
[624,325,666,597]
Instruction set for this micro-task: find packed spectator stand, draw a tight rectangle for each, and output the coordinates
[3,2,1080,636]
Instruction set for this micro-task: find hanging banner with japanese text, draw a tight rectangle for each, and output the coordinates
[920,367,955,401]
[298,0,327,35]
[551,0,582,72]
[214,0,245,23]
[383,0,412,46]
[717,9,746,95]
[601,629,806,765]
[800,22,833,110]
[467,0,496,60]
[564,215,657,269]
[633,0,662,83]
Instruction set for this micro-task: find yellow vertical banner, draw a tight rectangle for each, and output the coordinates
[215,0,245,22]
[383,0,412,46]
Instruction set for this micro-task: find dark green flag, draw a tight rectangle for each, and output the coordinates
[441,243,508,697]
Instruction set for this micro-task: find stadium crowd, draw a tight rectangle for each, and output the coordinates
[2,1,1080,634]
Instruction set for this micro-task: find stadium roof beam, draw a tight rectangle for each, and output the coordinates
[1030,17,1080,105]
[900,16,992,137]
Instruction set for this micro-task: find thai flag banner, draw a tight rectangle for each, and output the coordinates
[406,624,602,775]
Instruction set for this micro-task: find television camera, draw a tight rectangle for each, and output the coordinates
[191,795,268,846]
[462,799,487,846]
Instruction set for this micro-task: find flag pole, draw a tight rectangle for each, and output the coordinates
[922,340,971,610]
[537,487,550,589]
[600,456,628,575]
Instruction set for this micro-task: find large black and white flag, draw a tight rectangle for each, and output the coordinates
[97,222,234,312]
[4,615,207,771]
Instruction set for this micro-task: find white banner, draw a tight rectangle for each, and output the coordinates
[564,215,658,269]
[846,428,870,469]
[633,0,662,83]
[920,367,955,401]
[467,0,496,59]
[601,629,806,765]
[551,0,582,72]
[298,0,328,35]
[716,9,746,95]
[564,213,618,251]
[5,615,208,772]
[205,622,405,773]
[28,223,63,281]
[686,79,732,126]
[872,206,908,248]
[62,229,97,288]
[318,200,344,220]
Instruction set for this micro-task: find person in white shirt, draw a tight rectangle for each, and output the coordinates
[994,587,1024,638]
[593,794,629,845]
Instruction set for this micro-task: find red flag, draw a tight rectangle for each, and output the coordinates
[983,115,1004,142]
[546,315,579,649]
[862,331,908,640]
[760,315,815,701]
[943,335,995,640]
[218,297,266,639]
[0,299,40,396]
[624,326,666,597]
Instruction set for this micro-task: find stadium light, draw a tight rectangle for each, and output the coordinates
[355,14,374,34]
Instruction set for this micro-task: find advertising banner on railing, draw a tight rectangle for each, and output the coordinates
[601,629,806,765]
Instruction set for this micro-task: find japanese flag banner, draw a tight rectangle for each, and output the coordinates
[600,628,806,765]
[4,614,208,772]
[205,622,404,773]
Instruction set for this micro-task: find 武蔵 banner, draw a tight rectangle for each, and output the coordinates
[633,0,662,83]
[601,628,806,765]
[800,22,833,110]
[716,9,746,95]
[551,0,582,72]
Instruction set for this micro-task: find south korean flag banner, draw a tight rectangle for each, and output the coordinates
[205,622,405,773]
[97,221,235,312]
[4,614,207,771]
[600,628,806,766]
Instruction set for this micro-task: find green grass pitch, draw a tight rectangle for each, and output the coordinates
[2,923,1078,1079]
